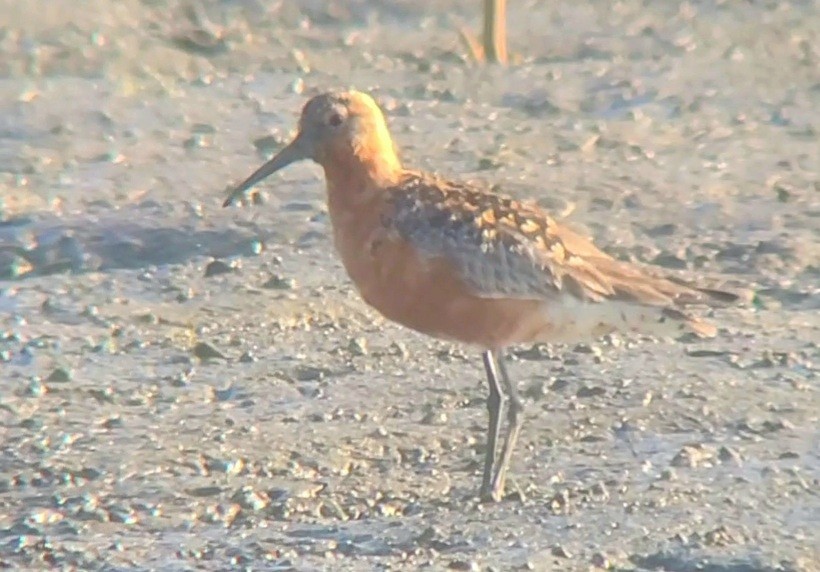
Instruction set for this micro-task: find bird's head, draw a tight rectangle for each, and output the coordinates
[224,90,401,207]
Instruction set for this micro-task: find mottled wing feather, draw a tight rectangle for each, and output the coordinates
[385,172,609,300]
[385,172,730,310]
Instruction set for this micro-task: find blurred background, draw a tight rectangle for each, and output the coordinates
[1,1,818,570]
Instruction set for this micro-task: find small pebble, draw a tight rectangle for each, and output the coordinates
[551,544,572,558]
[347,337,368,356]
[46,366,72,383]
[232,486,270,511]
[592,552,611,569]
[660,468,677,481]
[718,445,743,464]
[238,350,257,363]
[671,444,715,468]
[193,342,226,360]
[204,259,237,277]
[262,274,296,290]
[576,385,606,398]
[26,377,47,397]
[448,560,479,571]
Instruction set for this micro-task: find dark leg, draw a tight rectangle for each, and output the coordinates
[489,350,524,501]
[480,350,504,500]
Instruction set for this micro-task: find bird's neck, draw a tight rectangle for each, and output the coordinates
[322,140,403,208]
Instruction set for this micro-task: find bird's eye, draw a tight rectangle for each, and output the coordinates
[328,112,343,127]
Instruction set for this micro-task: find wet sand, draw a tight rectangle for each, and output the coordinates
[1,0,818,570]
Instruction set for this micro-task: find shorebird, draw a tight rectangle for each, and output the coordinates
[223,90,736,502]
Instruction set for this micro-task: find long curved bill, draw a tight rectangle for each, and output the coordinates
[222,135,309,207]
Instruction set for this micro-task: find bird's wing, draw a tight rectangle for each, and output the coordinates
[385,172,733,309]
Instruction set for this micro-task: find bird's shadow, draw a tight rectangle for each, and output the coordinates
[0,205,272,280]
[627,551,786,572]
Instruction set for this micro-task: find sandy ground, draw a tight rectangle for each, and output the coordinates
[1,0,818,570]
